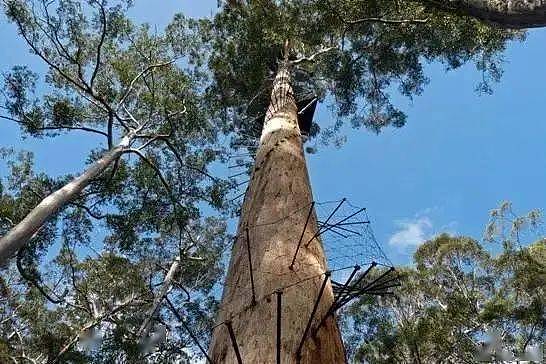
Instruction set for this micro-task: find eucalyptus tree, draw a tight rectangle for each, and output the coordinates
[0,0,232,362]
[200,1,522,362]
[0,0,230,265]
[342,204,544,363]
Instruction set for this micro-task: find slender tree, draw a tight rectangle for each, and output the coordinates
[0,1,232,361]
[0,145,230,362]
[0,0,229,265]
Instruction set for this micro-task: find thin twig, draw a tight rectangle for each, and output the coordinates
[344,17,428,25]
[0,115,109,137]
[89,0,107,88]
[117,59,177,109]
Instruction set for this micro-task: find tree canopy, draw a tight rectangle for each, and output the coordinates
[202,0,521,152]
[0,0,232,361]
[0,0,543,363]
[342,203,544,363]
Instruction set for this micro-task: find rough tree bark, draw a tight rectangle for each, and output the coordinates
[420,0,546,28]
[208,64,345,363]
[0,134,133,266]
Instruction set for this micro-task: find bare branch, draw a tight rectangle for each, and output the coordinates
[127,148,175,202]
[344,17,429,25]
[290,46,337,65]
[69,201,106,220]
[64,242,93,314]
[117,59,177,109]
[138,255,181,340]
[136,135,167,151]
[16,249,67,305]
[89,0,107,88]
[323,0,428,28]
[1,114,110,137]
[0,114,23,123]
[52,293,146,363]
[34,125,109,137]
[121,104,139,131]
[126,149,216,245]
[107,111,114,149]
[158,136,218,182]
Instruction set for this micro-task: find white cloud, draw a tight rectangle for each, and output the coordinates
[388,208,459,251]
[388,216,433,249]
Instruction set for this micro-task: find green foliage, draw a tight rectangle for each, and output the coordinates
[202,0,522,151]
[0,1,232,362]
[0,1,538,362]
[343,204,544,363]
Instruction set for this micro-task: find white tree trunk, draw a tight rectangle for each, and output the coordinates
[209,66,345,363]
[0,134,132,266]
[138,255,181,339]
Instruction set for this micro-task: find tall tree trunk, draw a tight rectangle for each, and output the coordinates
[209,65,345,363]
[0,134,133,266]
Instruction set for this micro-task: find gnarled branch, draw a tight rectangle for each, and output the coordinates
[418,0,546,29]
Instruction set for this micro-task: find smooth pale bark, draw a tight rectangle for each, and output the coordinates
[138,255,181,340]
[0,134,132,266]
[209,66,345,363]
[421,0,546,28]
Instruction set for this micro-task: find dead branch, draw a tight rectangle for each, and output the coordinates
[117,59,177,109]
[68,201,106,220]
[290,46,337,65]
[344,17,429,25]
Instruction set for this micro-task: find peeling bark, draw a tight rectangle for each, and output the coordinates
[208,66,345,363]
[420,0,546,28]
[0,134,133,266]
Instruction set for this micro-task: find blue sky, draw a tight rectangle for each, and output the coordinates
[1,1,544,266]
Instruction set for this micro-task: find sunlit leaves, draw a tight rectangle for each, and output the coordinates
[204,0,522,149]
[344,207,544,363]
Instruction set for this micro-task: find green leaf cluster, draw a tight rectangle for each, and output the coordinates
[343,205,544,363]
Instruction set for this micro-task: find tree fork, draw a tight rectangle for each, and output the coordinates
[208,62,345,363]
